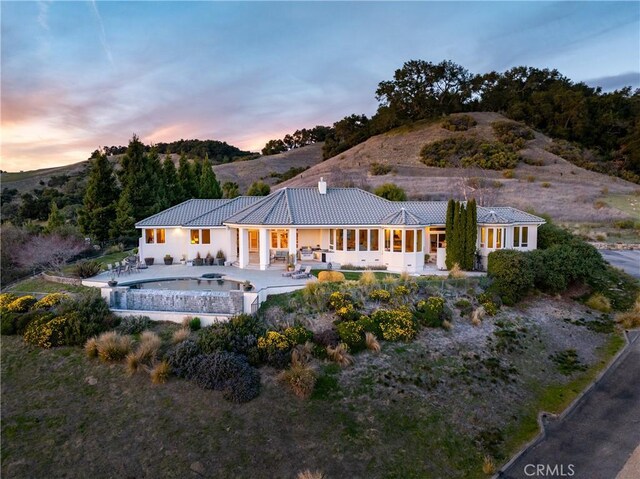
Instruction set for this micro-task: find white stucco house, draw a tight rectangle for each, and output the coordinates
[136,178,545,273]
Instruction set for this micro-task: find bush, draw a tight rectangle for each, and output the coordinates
[487,250,534,306]
[0,293,18,308]
[7,295,37,313]
[394,285,411,297]
[373,308,417,341]
[150,361,171,384]
[95,331,132,362]
[336,321,365,351]
[326,343,353,367]
[166,339,202,378]
[1,312,17,335]
[188,316,201,331]
[192,352,261,403]
[374,183,407,201]
[13,310,45,335]
[313,328,339,348]
[116,315,151,335]
[585,293,612,313]
[23,314,70,348]
[280,363,317,399]
[33,293,68,310]
[198,314,263,356]
[592,266,639,312]
[318,271,345,282]
[283,325,313,346]
[442,115,477,132]
[491,120,534,145]
[328,291,352,310]
[365,332,381,353]
[85,337,99,358]
[370,162,392,175]
[455,299,473,317]
[616,295,640,329]
[72,259,102,278]
[55,290,117,345]
[257,330,292,368]
[420,137,519,170]
[172,327,191,344]
[414,296,446,327]
[369,289,391,302]
[335,303,360,321]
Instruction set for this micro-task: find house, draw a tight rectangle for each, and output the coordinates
[136,178,545,273]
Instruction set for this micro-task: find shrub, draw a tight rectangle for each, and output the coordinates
[373,308,417,341]
[414,296,446,327]
[313,328,339,348]
[491,120,534,145]
[374,183,407,201]
[526,175,535,182]
[33,293,68,310]
[85,337,99,358]
[482,301,499,316]
[125,351,141,375]
[188,317,201,331]
[326,343,353,367]
[614,219,636,229]
[328,291,352,310]
[482,456,496,475]
[420,137,518,170]
[487,250,534,306]
[502,169,515,179]
[24,314,70,349]
[370,162,392,175]
[116,315,151,335]
[55,290,117,345]
[0,293,18,308]
[394,285,412,297]
[593,266,639,312]
[291,342,314,367]
[13,310,44,335]
[1,312,17,335]
[280,363,317,399]
[442,114,477,132]
[455,299,473,317]
[192,352,261,403]
[222,368,261,403]
[7,295,37,313]
[198,314,263,356]
[283,325,313,346]
[541,182,551,188]
[257,331,292,368]
[96,331,132,362]
[150,361,171,384]
[172,327,191,344]
[585,293,612,313]
[550,349,587,375]
[72,259,102,278]
[471,306,485,326]
[616,295,640,329]
[369,289,391,302]
[365,332,381,353]
[336,321,365,351]
[166,339,202,378]
[318,271,345,282]
[335,303,360,321]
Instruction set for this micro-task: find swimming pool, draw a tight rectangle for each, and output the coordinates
[124,277,241,291]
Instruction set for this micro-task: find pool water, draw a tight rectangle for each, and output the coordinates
[127,277,240,291]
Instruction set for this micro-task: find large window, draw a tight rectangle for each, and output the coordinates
[359,230,368,251]
[496,228,503,248]
[484,227,505,249]
[393,229,402,252]
[429,230,446,253]
[370,229,379,251]
[270,229,289,249]
[384,229,391,251]
[480,227,486,248]
[201,229,210,244]
[145,229,155,244]
[329,229,335,250]
[190,230,200,244]
[405,230,415,253]
[336,229,344,251]
[416,229,422,252]
[514,226,529,248]
[346,229,356,251]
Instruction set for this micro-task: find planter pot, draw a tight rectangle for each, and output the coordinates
[194,258,204,266]
[107,280,118,287]
[206,258,215,266]
[144,258,154,266]
[164,258,173,265]
[216,258,225,266]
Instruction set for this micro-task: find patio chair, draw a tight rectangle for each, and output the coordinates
[291,266,311,280]
[281,265,303,277]
[114,261,121,276]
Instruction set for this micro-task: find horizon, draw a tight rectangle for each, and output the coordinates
[1,1,639,172]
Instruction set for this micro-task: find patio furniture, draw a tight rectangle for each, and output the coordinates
[271,250,288,262]
[292,266,312,279]
[282,265,303,277]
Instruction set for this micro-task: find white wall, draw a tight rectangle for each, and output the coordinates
[138,228,187,263]
[297,229,322,249]
[186,228,230,262]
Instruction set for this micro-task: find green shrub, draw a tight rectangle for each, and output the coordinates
[455,299,473,317]
[414,296,446,327]
[72,259,102,278]
[283,325,313,346]
[336,321,365,351]
[369,289,391,302]
[0,293,18,308]
[55,290,117,345]
[491,121,534,146]
[33,293,68,310]
[537,222,574,249]
[550,349,587,375]
[442,115,477,131]
[358,315,383,338]
[256,331,292,368]
[372,308,417,341]
[394,285,412,297]
[166,339,203,378]
[189,317,201,331]
[6,295,37,313]
[370,162,392,175]
[191,352,261,403]
[116,315,151,335]
[335,303,361,321]
[328,291,352,310]
[585,293,612,313]
[420,137,518,170]
[482,301,499,316]
[374,183,407,201]
[1,312,18,335]
[613,219,636,229]
[199,315,264,357]
[14,310,46,335]
[592,266,639,312]
[487,250,534,306]
[23,314,70,348]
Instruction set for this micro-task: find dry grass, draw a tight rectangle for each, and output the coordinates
[291,342,314,367]
[125,352,141,376]
[399,271,411,282]
[137,331,161,362]
[327,343,354,367]
[482,455,496,475]
[297,470,326,479]
[280,363,317,399]
[442,320,453,331]
[616,295,640,329]
[448,263,466,279]
[150,360,171,385]
[471,306,485,326]
[172,327,190,344]
[318,271,345,282]
[181,316,193,328]
[359,270,377,286]
[585,293,612,313]
[365,332,381,353]
[96,331,132,362]
[84,337,98,358]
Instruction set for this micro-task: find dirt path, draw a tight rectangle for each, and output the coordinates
[500,331,640,479]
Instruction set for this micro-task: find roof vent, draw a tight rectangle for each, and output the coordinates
[318,177,327,195]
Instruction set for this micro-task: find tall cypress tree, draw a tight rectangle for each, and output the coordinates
[445,199,456,269]
[178,153,196,200]
[198,155,222,199]
[79,151,119,243]
[111,189,136,241]
[452,201,463,268]
[465,199,478,270]
[162,155,183,206]
[458,203,467,268]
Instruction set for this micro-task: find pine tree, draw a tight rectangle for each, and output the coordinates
[45,201,65,233]
[445,199,456,269]
[78,151,119,243]
[178,153,196,200]
[161,155,183,206]
[465,199,478,270]
[111,189,136,241]
[198,155,222,199]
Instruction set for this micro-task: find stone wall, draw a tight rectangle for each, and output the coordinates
[590,242,640,251]
[40,272,83,286]
[110,288,244,315]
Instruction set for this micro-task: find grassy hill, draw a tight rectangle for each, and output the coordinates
[278,112,639,223]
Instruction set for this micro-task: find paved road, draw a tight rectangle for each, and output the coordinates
[600,250,640,278]
[500,332,640,479]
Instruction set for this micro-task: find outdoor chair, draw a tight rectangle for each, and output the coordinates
[292,266,311,279]
[281,265,303,277]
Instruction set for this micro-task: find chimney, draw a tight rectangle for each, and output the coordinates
[318,177,327,195]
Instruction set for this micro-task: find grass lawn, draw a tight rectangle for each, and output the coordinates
[603,194,640,220]
[60,250,134,276]
[6,278,92,294]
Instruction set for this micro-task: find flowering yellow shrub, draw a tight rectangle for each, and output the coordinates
[33,293,69,310]
[394,285,412,297]
[23,314,69,349]
[328,291,351,310]
[373,308,417,341]
[369,289,391,302]
[0,293,18,308]
[257,331,291,352]
[6,295,37,313]
[318,271,345,282]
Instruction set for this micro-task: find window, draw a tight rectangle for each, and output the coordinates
[359,229,368,251]
[514,226,520,247]
[496,228,503,249]
[384,229,391,251]
[487,228,494,249]
[190,230,200,244]
[370,229,379,251]
[270,229,288,249]
[393,229,402,252]
[201,229,210,244]
[405,230,415,253]
[521,226,528,247]
[336,229,344,250]
[346,229,356,251]
[145,229,154,244]
[480,227,486,248]
[329,229,335,250]
[271,231,278,248]
[429,230,446,253]
[156,229,165,244]
[416,229,422,252]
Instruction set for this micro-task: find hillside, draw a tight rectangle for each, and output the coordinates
[213,142,324,191]
[278,112,639,222]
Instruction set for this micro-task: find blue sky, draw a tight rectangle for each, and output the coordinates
[1,1,639,171]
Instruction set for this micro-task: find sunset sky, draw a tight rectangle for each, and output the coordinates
[1,1,639,172]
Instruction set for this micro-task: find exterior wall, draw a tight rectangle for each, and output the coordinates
[187,228,230,262]
[297,229,322,249]
[139,227,187,264]
[478,224,540,269]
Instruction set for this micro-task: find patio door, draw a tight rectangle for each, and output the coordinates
[249,230,259,252]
